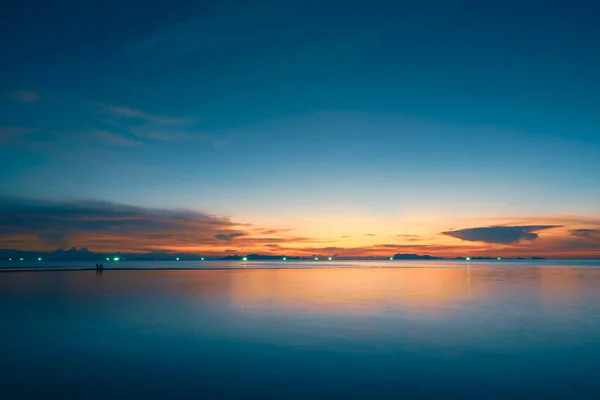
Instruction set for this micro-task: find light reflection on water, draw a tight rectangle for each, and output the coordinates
[1,263,600,398]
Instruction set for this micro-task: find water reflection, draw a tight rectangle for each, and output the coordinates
[2,265,600,398]
[2,265,599,310]
[538,267,581,303]
[225,268,486,315]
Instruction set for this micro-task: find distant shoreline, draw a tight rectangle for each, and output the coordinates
[2,259,600,273]
[0,265,465,273]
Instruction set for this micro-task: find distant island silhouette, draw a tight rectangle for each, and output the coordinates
[392,254,443,260]
[0,247,552,262]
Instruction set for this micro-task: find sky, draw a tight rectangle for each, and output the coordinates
[1,0,599,258]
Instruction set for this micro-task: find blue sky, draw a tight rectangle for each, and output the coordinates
[1,0,599,256]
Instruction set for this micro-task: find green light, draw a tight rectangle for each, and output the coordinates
[389,257,393,260]
[106,258,109,261]
[466,257,471,261]
[314,257,319,261]
[8,258,11,261]
[497,257,501,260]
[113,257,120,261]
[242,257,247,262]
[20,258,23,261]
[328,257,332,261]
[283,257,287,261]
[176,257,180,261]
[38,257,42,261]
[201,257,204,261]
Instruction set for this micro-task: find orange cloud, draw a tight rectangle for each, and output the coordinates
[0,198,599,258]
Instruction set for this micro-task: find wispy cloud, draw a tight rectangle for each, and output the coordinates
[93,102,232,147]
[128,126,230,148]
[95,103,194,126]
[260,228,296,235]
[571,229,600,238]
[128,126,200,141]
[95,131,143,147]
[215,232,246,241]
[9,90,41,103]
[0,127,34,145]
[441,225,561,244]
[396,234,422,242]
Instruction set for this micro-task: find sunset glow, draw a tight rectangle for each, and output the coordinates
[0,0,598,260]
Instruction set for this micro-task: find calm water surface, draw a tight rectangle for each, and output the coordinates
[1,261,600,398]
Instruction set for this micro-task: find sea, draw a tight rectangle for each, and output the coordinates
[1,260,600,399]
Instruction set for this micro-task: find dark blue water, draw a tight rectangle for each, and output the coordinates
[1,262,600,398]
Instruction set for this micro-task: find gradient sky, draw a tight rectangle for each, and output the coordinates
[1,0,599,257]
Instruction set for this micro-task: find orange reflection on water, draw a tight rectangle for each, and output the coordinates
[538,267,583,304]
[0,268,485,315]
[226,268,484,315]
[4,265,598,317]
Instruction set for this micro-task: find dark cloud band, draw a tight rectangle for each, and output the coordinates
[441,225,561,244]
